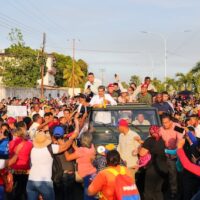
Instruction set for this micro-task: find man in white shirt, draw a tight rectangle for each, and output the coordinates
[90,85,117,124]
[29,114,50,140]
[132,113,150,125]
[31,104,44,118]
[117,119,141,177]
[84,72,102,95]
[90,85,117,107]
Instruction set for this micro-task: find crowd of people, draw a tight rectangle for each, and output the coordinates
[0,72,200,200]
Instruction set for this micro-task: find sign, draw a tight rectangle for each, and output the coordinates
[7,106,27,117]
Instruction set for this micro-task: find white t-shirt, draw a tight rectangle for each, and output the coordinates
[31,110,44,118]
[28,144,59,182]
[28,122,40,140]
[89,94,117,107]
[84,78,102,94]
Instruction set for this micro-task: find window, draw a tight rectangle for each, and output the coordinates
[91,109,159,126]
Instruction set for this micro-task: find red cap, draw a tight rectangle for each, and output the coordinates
[7,117,17,124]
[107,83,114,88]
[141,84,148,89]
[118,119,128,127]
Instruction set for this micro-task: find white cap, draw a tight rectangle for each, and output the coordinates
[97,146,106,154]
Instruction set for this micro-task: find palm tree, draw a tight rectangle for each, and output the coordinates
[151,78,165,92]
[176,72,193,91]
[190,62,200,74]
[63,60,85,88]
[164,77,178,91]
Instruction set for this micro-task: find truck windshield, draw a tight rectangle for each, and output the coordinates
[91,109,159,126]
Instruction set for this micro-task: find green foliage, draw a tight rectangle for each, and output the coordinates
[63,59,85,88]
[2,46,43,87]
[52,52,70,87]
[175,72,193,91]
[121,81,129,89]
[1,29,88,88]
[53,53,88,88]
[130,75,141,87]
[151,78,165,92]
[8,28,25,46]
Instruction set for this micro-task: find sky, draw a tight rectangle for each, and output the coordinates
[1,0,200,84]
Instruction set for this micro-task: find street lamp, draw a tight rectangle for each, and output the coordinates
[141,31,167,81]
[141,30,191,81]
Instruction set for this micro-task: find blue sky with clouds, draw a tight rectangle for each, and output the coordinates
[1,0,200,84]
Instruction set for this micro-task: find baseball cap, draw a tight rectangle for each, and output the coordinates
[107,83,114,88]
[118,119,128,127]
[7,117,17,124]
[97,146,106,154]
[141,84,148,89]
[53,126,65,137]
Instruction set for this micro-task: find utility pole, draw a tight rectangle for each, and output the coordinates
[40,32,46,99]
[72,39,75,97]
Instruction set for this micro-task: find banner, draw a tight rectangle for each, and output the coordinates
[7,106,27,117]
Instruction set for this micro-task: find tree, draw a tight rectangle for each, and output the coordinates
[1,29,44,87]
[8,28,25,46]
[53,53,88,88]
[2,47,43,87]
[63,59,85,88]
[52,53,69,87]
[164,77,178,92]
[151,78,165,92]
[130,75,141,87]
[190,62,200,94]
[175,72,193,91]
[121,81,129,89]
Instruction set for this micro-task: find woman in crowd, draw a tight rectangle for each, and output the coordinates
[8,127,33,200]
[26,130,77,200]
[65,132,96,200]
[139,125,168,200]
[0,127,25,200]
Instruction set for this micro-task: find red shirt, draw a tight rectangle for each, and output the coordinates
[9,137,33,170]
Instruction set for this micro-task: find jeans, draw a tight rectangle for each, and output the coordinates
[26,180,55,200]
[83,174,97,200]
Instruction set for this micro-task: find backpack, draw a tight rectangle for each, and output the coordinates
[47,144,63,184]
[107,167,140,200]
[0,138,9,159]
